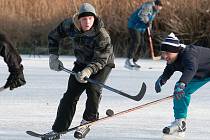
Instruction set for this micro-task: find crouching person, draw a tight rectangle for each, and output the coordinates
[155,33,210,137]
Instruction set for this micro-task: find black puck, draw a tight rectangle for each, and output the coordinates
[106,109,114,116]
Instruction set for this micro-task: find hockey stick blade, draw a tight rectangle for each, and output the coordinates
[26,131,43,138]
[26,130,66,139]
[152,56,161,61]
[86,78,146,101]
[61,67,146,101]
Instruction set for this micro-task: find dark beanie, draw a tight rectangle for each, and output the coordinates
[161,33,181,53]
[78,12,95,19]
[154,0,163,6]
[78,3,96,19]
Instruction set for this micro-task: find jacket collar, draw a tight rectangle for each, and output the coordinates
[72,13,104,37]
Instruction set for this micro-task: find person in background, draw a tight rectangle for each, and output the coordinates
[0,32,26,90]
[125,0,162,69]
[155,33,210,136]
[46,3,115,139]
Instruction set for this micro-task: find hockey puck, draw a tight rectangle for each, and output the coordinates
[106,109,114,116]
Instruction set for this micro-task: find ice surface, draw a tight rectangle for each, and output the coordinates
[0,55,209,140]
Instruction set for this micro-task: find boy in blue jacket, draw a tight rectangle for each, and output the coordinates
[155,33,210,136]
[125,0,162,69]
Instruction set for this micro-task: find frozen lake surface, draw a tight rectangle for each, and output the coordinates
[0,55,210,140]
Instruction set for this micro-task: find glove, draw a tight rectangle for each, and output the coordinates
[155,76,165,93]
[4,65,26,90]
[49,54,63,71]
[75,67,92,83]
[174,82,186,100]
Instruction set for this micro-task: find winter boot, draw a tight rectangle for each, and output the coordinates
[74,119,91,139]
[42,131,61,140]
[124,58,136,70]
[163,118,186,135]
[133,60,141,69]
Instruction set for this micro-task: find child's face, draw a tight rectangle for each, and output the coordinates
[79,16,95,31]
[161,51,178,64]
[154,5,162,11]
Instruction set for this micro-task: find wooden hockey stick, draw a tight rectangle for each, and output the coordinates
[147,27,161,60]
[26,95,174,139]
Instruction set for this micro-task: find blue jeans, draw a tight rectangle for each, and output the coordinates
[173,77,210,119]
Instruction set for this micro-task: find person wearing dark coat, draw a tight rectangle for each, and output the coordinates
[0,32,26,90]
[45,3,115,139]
[155,33,210,136]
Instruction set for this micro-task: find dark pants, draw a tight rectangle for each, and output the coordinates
[52,63,112,132]
[127,28,146,62]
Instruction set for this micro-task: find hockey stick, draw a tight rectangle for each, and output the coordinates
[147,27,161,60]
[61,67,146,101]
[26,95,173,139]
[66,95,173,132]
[42,95,174,137]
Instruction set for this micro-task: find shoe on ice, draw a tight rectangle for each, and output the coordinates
[133,61,141,69]
[124,58,136,70]
[42,131,61,140]
[74,119,91,139]
[163,118,186,135]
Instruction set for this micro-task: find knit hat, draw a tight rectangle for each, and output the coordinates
[161,33,181,53]
[154,0,163,6]
[78,3,96,19]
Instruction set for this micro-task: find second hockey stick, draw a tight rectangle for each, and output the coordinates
[147,27,161,60]
[26,95,173,139]
[61,67,146,102]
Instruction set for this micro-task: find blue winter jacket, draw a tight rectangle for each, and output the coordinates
[161,45,210,85]
[128,1,160,32]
